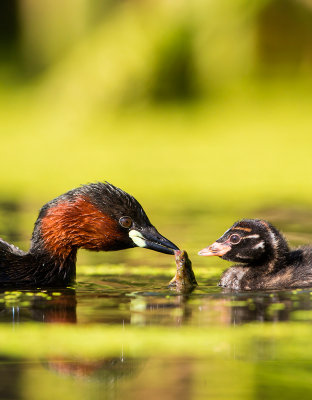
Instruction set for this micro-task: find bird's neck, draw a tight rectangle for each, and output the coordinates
[21,196,121,287]
[27,248,78,287]
[266,233,290,273]
[31,196,124,256]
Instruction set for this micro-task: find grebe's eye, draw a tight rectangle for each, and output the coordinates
[119,216,133,229]
[229,234,241,244]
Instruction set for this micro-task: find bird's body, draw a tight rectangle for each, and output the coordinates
[218,247,312,290]
[199,219,312,291]
[0,182,178,287]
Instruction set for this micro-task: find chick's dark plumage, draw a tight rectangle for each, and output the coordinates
[199,219,312,291]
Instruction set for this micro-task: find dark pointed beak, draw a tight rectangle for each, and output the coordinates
[129,227,179,255]
[198,241,231,257]
[143,229,179,255]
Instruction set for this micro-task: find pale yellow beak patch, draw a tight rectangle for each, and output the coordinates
[129,230,146,248]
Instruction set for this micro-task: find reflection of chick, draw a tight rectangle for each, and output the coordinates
[199,219,312,290]
[0,182,178,287]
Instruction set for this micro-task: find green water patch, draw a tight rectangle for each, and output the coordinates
[0,322,310,361]
[78,264,223,280]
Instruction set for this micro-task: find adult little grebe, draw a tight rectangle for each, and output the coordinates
[0,182,178,287]
[198,219,312,290]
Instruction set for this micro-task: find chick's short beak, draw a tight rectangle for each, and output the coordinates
[129,228,179,255]
[198,241,231,257]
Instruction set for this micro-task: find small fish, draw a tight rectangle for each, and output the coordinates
[169,250,197,292]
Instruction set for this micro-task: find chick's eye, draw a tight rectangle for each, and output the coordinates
[229,234,241,244]
[119,216,133,229]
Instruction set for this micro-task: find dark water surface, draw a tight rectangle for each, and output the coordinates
[1,207,312,399]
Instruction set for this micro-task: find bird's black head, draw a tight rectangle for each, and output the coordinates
[198,219,289,266]
[78,182,179,254]
[33,182,179,256]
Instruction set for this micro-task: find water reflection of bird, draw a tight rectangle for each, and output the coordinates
[45,357,143,382]
[0,288,77,323]
[199,219,312,290]
[0,183,178,287]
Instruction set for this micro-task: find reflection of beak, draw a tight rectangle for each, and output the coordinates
[129,228,179,255]
[198,241,231,257]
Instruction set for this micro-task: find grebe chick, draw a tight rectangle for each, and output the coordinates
[198,219,312,291]
[0,182,178,287]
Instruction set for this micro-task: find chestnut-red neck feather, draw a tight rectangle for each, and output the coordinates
[40,196,123,259]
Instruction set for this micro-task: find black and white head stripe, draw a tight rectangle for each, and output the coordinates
[234,219,289,266]
[199,218,290,270]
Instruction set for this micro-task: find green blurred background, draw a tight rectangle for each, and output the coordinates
[1,0,312,261]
